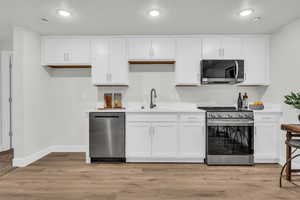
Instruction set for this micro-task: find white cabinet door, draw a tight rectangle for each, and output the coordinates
[151,38,175,60]
[128,38,151,59]
[126,122,152,158]
[109,39,129,85]
[43,38,90,65]
[152,123,178,157]
[242,37,269,85]
[44,39,67,64]
[179,122,205,158]
[202,38,222,59]
[67,39,91,64]
[254,122,278,163]
[175,38,202,85]
[222,38,242,59]
[91,39,109,85]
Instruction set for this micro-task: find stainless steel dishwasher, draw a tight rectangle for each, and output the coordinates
[89,112,125,162]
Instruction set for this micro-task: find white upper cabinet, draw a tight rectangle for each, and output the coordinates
[42,38,91,65]
[202,37,242,59]
[202,38,222,59]
[175,38,202,85]
[128,38,152,60]
[91,38,128,85]
[128,38,175,60]
[242,37,270,85]
[151,38,175,60]
[222,38,243,59]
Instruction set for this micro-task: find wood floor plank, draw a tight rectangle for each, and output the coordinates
[0,152,299,200]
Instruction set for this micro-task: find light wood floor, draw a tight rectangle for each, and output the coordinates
[0,153,299,200]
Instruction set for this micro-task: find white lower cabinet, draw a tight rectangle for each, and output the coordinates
[254,113,280,163]
[179,122,205,159]
[151,123,178,158]
[126,122,151,158]
[126,113,206,162]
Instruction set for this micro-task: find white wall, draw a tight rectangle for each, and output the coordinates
[48,68,97,148]
[97,65,267,106]
[262,19,300,166]
[0,40,12,51]
[12,27,52,165]
[0,51,12,151]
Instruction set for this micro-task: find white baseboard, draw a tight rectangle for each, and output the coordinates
[50,145,87,153]
[13,146,52,167]
[13,145,87,167]
[126,157,204,163]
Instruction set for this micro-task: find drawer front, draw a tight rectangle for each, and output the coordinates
[255,114,279,122]
[180,114,206,122]
[127,114,177,122]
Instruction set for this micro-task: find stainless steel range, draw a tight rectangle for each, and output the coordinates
[198,107,254,166]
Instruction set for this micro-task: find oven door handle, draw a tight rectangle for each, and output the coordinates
[207,120,254,126]
[235,60,239,82]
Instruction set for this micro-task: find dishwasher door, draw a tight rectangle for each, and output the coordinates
[89,112,125,161]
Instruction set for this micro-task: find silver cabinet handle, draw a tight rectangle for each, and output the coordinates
[218,48,222,57]
[222,48,225,57]
[64,53,67,61]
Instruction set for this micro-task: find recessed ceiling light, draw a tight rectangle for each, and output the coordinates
[252,17,261,22]
[57,9,71,17]
[149,9,160,17]
[239,9,254,17]
[41,18,49,22]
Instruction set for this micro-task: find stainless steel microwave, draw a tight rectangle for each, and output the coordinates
[201,60,244,84]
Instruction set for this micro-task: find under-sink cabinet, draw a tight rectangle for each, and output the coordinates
[126,113,206,162]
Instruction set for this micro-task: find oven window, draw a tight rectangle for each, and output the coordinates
[207,126,254,155]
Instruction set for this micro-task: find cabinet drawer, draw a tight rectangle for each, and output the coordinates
[255,114,279,122]
[180,114,205,122]
[127,114,177,122]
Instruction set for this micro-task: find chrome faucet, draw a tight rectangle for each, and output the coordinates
[150,88,157,109]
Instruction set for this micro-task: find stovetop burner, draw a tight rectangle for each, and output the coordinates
[197,106,252,112]
[197,106,237,111]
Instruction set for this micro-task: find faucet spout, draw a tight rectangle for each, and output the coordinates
[150,88,157,109]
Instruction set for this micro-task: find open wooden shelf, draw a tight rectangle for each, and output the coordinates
[47,65,92,69]
[128,61,176,65]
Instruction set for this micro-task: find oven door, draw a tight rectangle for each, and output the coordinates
[206,119,254,165]
[201,60,244,84]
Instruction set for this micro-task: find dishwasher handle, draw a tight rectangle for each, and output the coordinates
[93,115,120,119]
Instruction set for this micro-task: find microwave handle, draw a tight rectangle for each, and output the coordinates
[235,60,239,81]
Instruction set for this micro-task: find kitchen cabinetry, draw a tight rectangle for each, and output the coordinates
[151,123,178,157]
[178,114,206,159]
[126,122,151,158]
[91,38,128,85]
[128,38,175,60]
[42,38,91,65]
[241,37,270,85]
[175,38,202,85]
[254,113,280,163]
[202,37,242,59]
[126,113,205,162]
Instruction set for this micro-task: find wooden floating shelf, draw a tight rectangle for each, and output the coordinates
[48,65,92,69]
[128,61,176,65]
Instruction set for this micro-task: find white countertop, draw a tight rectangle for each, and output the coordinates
[88,103,205,113]
[87,103,282,114]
